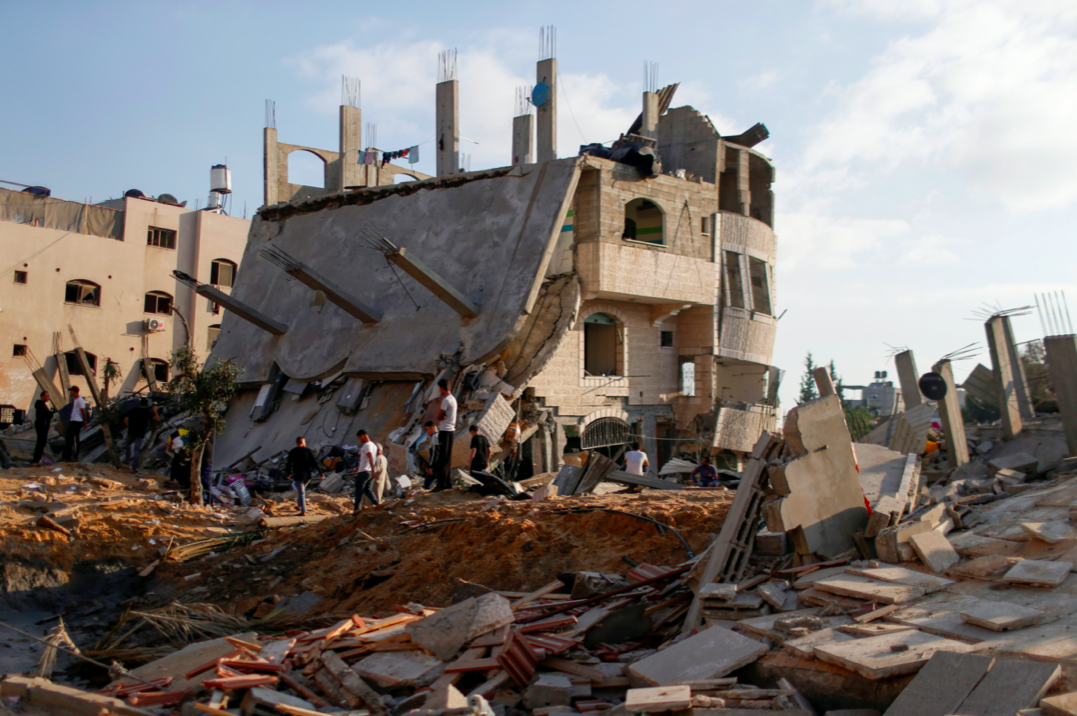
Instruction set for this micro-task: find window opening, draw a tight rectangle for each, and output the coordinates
[748,257,772,315]
[701,217,709,236]
[65,280,100,307]
[581,417,631,450]
[680,358,696,397]
[13,344,27,357]
[660,331,674,348]
[147,358,169,383]
[147,227,176,249]
[144,291,173,315]
[210,259,236,287]
[623,198,664,245]
[13,271,27,285]
[724,252,744,309]
[65,350,97,376]
[207,324,221,350]
[584,313,622,376]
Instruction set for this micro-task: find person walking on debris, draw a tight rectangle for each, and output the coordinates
[285,436,320,516]
[63,386,88,462]
[691,455,719,487]
[167,430,192,490]
[124,398,159,475]
[467,425,493,480]
[31,391,55,465]
[353,430,380,514]
[624,442,649,476]
[434,379,457,491]
[372,443,390,503]
[422,421,440,490]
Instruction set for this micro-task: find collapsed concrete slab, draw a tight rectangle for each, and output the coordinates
[406,593,514,660]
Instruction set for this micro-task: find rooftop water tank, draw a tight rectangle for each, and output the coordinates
[210,165,232,194]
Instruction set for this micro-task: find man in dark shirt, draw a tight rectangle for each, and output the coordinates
[32,391,55,465]
[124,398,159,474]
[467,425,493,479]
[691,456,719,487]
[285,436,320,516]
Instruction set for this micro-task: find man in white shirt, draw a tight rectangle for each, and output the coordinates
[433,379,457,491]
[624,443,649,476]
[353,429,380,514]
[64,386,89,462]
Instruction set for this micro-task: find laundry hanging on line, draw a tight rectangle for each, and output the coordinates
[360,146,420,166]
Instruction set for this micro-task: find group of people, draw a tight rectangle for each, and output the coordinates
[283,379,498,515]
[31,386,158,473]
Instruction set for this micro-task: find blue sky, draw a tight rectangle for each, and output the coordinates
[4,0,1076,409]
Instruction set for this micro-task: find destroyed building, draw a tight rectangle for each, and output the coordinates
[208,58,780,476]
[0,173,249,415]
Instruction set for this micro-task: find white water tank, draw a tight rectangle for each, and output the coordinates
[210,164,232,194]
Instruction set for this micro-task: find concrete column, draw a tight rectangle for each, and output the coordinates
[813,367,836,397]
[536,58,557,163]
[894,349,921,411]
[264,127,278,206]
[986,316,1024,440]
[1002,316,1034,420]
[512,114,534,166]
[338,105,362,190]
[641,92,659,139]
[933,359,969,468]
[642,412,658,469]
[1045,335,1077,455]
[436,80,459,177]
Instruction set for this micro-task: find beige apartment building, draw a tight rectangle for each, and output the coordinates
[0,186,249,417]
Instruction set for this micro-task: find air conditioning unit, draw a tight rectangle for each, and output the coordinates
[145,318,167,332]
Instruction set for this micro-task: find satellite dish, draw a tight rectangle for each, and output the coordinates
[158,193,179,205]
[124,189,145,198]
[918,372,947,401]
[531,82,549,107]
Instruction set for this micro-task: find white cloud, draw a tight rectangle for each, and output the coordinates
[777,212,909,273]
[894,233,963,267]
[739,70,778,91]
[803,1,1077,212]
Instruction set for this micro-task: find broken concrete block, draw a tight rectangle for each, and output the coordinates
[1022,520,1077,544]
[767,395,869,558]
[875,521,931,563]
[1003,559,1073,588]
[532,484,559,502]
[988,452,1038,477]
[319,472,345,494]
[353,650,444,689]
[524,673,573,710]
[406,593,514,660]
[627,625,767,686]
[755,530,789,556]
[570,572,630,599]
[624,685,692,713]
[1041,692,1077,716]
[425,683,468,710]
[995,468,1026,487]
[959,600,1044,632]
[908,530,960,574]
[757,581,789,610]
[698,582,737,602]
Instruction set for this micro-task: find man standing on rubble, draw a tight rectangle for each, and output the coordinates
[63,386,88,462]
[434,379,457,491]
[422,421,440,490]
[353,430,380,513]
[372,443,390,503]
[124,398,159,474]
[32,391,55,465]
[285,436,320,516]
[467,425,493,479]
[624,442,649,476]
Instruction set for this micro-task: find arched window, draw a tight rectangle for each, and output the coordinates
[287,150,326,188]
[64,279,100,307]
[581,417,631,450]
[145,358,169,383]
[584,312,623,376]
[210,259,237,287]
[144,290,173,315]
[207,323,221,350]
[64,350,97,376]
[623,198,664,245]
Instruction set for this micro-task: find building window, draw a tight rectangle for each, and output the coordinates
[680,358,696,397]
[623,198,664,244]
[724,252,745,309]
[210,259,237,287]
[748,257,772,315]
[144,290,173,315]
[13,344,27,357]
[64,279,100,307]
[65,350,97,376]
[660,330,674,347]
[145,358,169,383]
[14,271,27,285]
[701,217,709,236]
[147,226,176,249]
[584,312,623,377]
[207,324,221,350]
[580,417,632,450]
[209,300,221,315]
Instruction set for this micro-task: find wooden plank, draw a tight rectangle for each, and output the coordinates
[624,685,692,713]
[882,650,994,716]
[955,659,1061,716]
[541,657,608,683]
[511,581,565,611]
[813,574,924,605]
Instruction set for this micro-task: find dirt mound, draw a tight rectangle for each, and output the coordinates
[158,487,733,617]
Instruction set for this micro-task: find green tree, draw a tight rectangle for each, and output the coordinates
[798,352,818,405]
[1021,340,1052,409]
[828,359,847,406]
[166,347,240,505]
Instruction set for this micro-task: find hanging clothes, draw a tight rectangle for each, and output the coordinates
[408,145,420,164]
